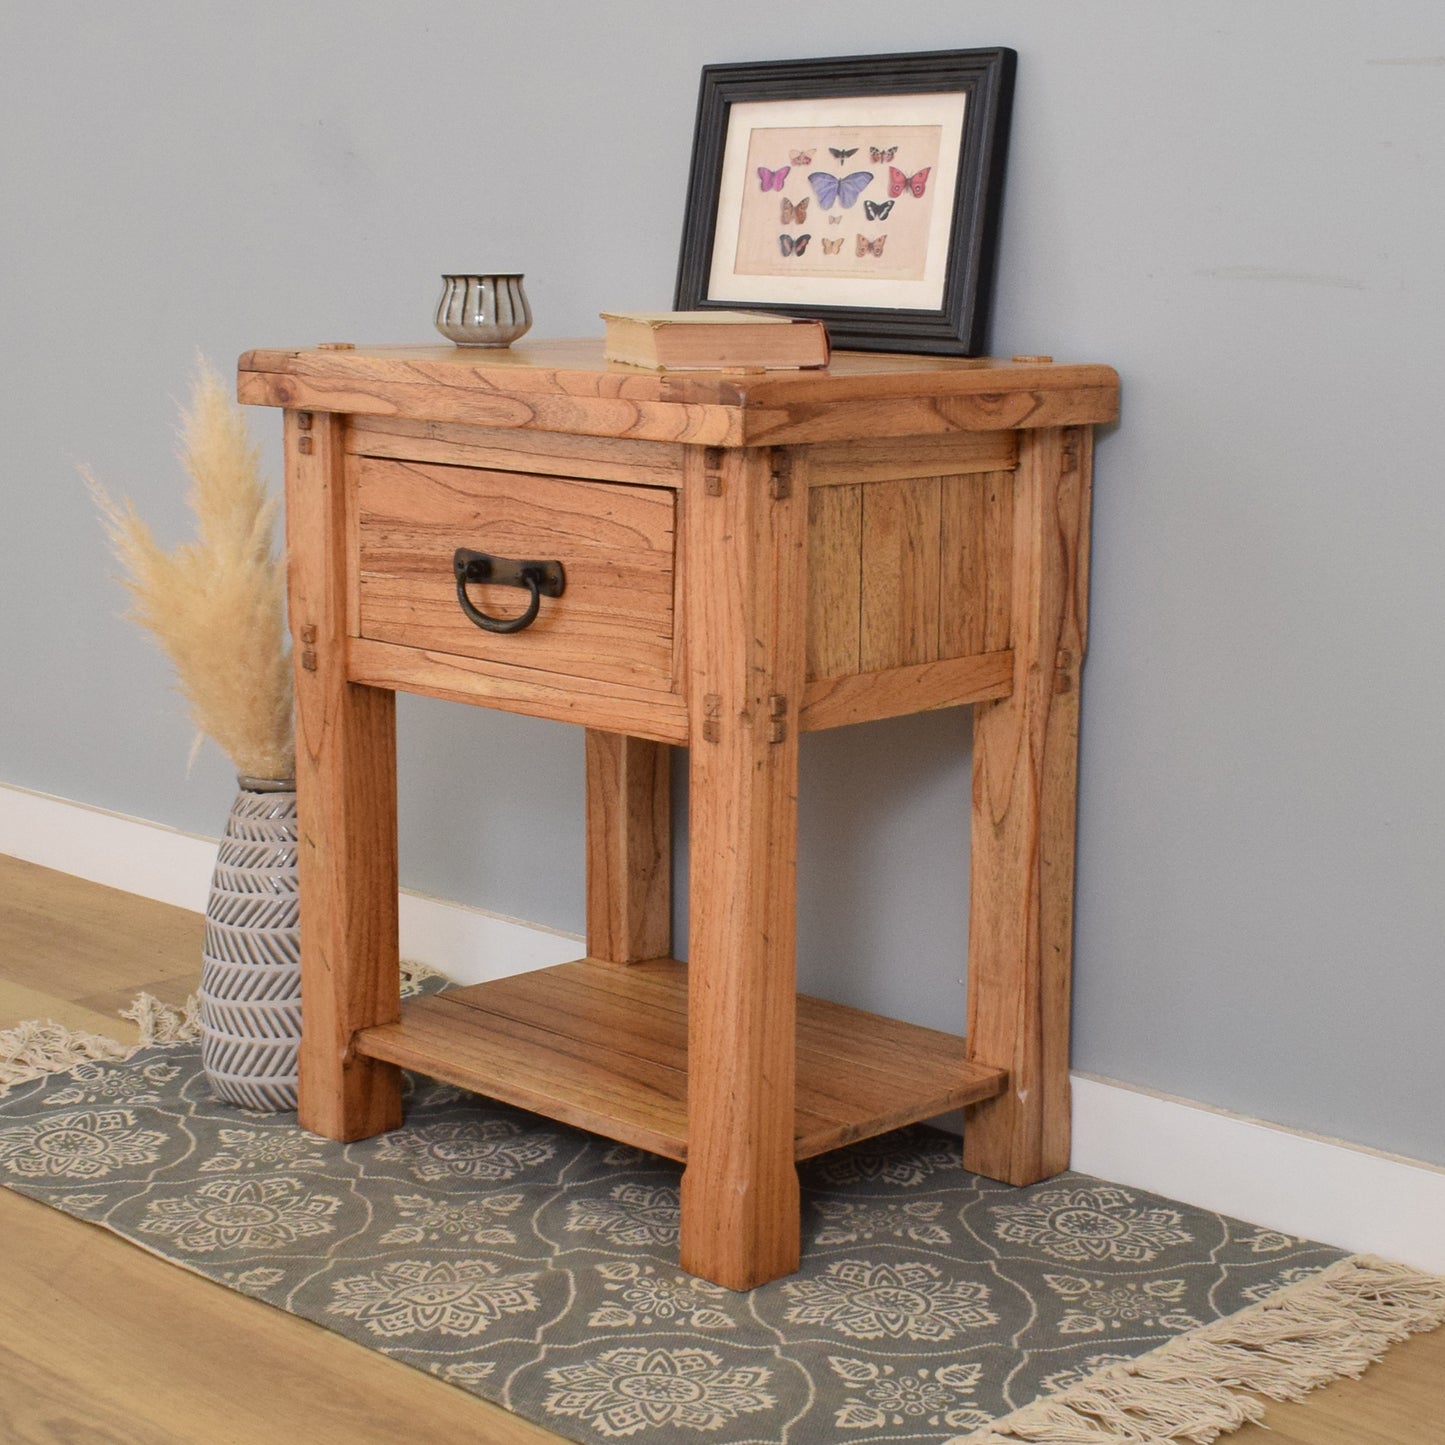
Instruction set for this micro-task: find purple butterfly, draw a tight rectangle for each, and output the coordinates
[757,165,790,192]
[807,170,874,210]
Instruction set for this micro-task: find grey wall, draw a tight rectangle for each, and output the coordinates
[4,3,1442,1166]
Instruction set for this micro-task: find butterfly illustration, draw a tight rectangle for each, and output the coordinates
[828,214,842,225]
[778,233,812,257]
[780,196,809,224]
[829,146,858,162]
[888,166,931,198]
[869,145,898,163]
[789,149,813,166]
[821,237,844,254]
[757,165,790,192]
[864,199,895,221]
[856,233,887,257]
[808,170,874,210]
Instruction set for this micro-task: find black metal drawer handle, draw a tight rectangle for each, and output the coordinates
[453,548,566,634]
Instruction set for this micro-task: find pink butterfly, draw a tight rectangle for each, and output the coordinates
[888,166,930,199]
[789,149,813,166]
[757,165,790,192]
[855,233,887,257]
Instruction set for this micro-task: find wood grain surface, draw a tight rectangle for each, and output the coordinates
[801,428,1017,485]
[285,410,403,1144]
[0,858,199,1039]
[805,482,863,680]
[799,651,1013,732]
[940,468,1015,657]
[678,443,806,1287]
[355,457,676,690]
[346,415,686,488]
[353,958,1007,1164]
[345,637,689,742]
[964,426,1092,1184]
[804,463,1016,699]
[239,342,1119,446]
[584,730,672,964]
[859,476,943,672]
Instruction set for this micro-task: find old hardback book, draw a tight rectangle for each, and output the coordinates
[600,310,830,371]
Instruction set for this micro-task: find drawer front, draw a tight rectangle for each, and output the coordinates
[355,456,676,691]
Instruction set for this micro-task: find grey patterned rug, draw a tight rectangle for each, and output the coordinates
[0,1034,1379,1445]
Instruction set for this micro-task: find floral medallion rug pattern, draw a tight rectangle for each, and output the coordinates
[0,1039,1384,1444]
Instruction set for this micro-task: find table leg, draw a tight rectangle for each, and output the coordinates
[584,730,671,964]
[679,446,806,1290]
[285,409,402,1143]
[965,426,1092,1185]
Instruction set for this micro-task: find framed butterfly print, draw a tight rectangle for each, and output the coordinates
[675,48,1015,355]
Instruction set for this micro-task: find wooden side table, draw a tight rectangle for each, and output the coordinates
[239,341,1118,1290]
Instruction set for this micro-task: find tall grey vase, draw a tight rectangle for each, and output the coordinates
[199,778,301,1110]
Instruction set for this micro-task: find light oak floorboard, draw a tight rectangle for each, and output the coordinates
[0,855,199,1035]
[0,854,562,1443]
[1224,1322,1445,1445]
[0,1190,557,1444]
[1,853,1441,1443]
[0,978,139,1049]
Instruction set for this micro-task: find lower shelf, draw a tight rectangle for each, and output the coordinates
[354,957,1007,1163]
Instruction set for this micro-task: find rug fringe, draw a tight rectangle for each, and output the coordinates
[0,1018,130,1093]
[400,957,450,995]
[120,992,202,1047]
[956,1254,1445,1444]
[120,959,447,1039]
[0,958,453,1097]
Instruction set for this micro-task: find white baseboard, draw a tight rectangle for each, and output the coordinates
[4,780,1442,1274]
[1070,1074,1445,1274]
[0,782,579,983]
[0,781,217,912]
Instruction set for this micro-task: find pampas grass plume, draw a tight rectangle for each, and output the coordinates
[84,359,294,781]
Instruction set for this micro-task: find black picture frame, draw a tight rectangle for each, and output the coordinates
[674,48,1016,356]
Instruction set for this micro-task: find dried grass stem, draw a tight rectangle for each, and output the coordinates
[85,360,293,781]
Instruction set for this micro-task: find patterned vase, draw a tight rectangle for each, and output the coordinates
[199,778,301,1110]
[434,273,532,346]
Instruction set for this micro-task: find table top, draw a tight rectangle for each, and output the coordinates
[238,340,1118,447]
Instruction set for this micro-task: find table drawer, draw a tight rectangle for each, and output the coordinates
[354,456,676,691]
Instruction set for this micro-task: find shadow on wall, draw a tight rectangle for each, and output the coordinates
[669,706,973,1030]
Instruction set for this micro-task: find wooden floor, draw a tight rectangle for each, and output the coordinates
[0,855,560,1444]
[1,852,1442,1444]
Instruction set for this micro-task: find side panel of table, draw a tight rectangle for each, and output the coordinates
[794,420,1092,1185]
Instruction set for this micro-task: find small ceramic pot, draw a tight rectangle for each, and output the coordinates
[435,273,532,347]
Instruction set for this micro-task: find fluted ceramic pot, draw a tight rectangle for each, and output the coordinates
[434,272,532,346]
[199,778,301,1111]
